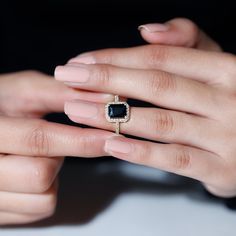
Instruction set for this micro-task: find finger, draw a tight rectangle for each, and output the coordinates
[67,89,126,104]
[65,100,218,152]
[0,155,62,193]
[0,211,50,225]
[0,71,113,117]
[0,117,114,157]
[0,71,78,115]
[27,73,80,113]
[34,74,114,110]
[0,181,57,215]
[104,136,222,185]
[68,90,115,103]
[139,18,221,51]
[55,64,221,117]
[68,45,234,85]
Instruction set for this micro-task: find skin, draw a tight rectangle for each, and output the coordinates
[0,71,115,225]
[55,18,236,198]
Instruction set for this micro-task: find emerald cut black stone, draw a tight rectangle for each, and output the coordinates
[108,104,127,118]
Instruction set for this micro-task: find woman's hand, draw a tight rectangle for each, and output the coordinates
[0,71,114,225]
[55,18,236,198]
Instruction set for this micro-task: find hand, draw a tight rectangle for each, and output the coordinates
[0,71,113,225]
[55,18,236,198]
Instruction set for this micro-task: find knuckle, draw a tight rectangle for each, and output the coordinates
[146,45,169,69]
[26,121,50,156]
[135,142,152,165]
[30,160,56,193]
[77,135,98,156]
[91,64,112,87]
[94,48,117,64]
[151,110,176,137]
[173,146,191,170]
[148,71,176,96]
[101,49,117,64]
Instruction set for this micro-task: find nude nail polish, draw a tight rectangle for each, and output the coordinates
[138,23,169,33]
[55,65,90,83]
[105,137,132,154]
[65,100,98,119]
[68,53,96,64]
[74,92,114,103]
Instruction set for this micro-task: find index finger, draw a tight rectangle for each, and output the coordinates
[0,116,114,157]
[69,45,235,86]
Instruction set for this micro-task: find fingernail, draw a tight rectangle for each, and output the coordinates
[65,100,98,119]
[55,65,90,83]
[105,137,132,154]
[74,92,114,103]
[138,23,169,33]
[68,53,96,64]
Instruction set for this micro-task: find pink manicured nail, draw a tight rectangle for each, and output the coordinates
[68,53,96,64]
[75,92,114,103]
[65,100,98,119]
[138,23,169,33]
[105,137,132,154]
[55,65,90,83]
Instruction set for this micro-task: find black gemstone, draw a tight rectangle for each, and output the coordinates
[108,104,127,118]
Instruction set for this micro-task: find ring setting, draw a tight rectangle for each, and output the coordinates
[105,95,130,135]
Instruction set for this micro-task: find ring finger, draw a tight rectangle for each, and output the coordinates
[65,100,220,152]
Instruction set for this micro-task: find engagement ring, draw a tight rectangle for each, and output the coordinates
[105,95,130,135]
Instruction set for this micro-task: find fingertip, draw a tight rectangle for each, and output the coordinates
[138,23,170,33]
[138,18,200,47]
[54,65,64,80]
[139,29,166,44]
[65,114,79,124]
[138,23,171,44]
[167,18,200,47]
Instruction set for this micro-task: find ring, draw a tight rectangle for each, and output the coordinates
[105,95,130,135]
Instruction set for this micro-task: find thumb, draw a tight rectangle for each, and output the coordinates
[139,18,221,51]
